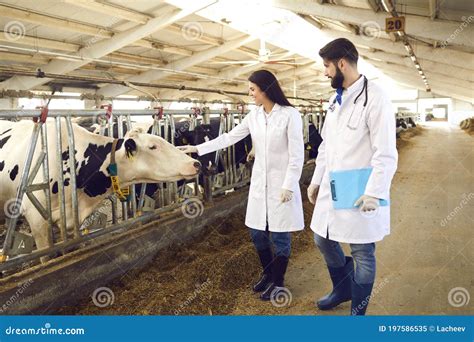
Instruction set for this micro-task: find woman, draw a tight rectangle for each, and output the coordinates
[178,70,304,302]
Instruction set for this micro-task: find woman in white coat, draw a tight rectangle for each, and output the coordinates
[179,70,305,302]
[307,39,398,315]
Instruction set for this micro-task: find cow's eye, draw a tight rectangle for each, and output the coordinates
[149,145,158,150]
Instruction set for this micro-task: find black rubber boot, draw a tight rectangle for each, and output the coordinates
[260,255,289,301]
[317,256,354,310]
[351,279,374,315]
[253,248,274,292]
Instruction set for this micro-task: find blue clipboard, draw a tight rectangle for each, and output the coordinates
[329,167,389,210]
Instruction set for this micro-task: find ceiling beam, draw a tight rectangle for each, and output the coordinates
[321,29,474,71]
[0,3,213,90]
[272,0,474,48]
[0,3,196,54]
[62,0,152,24]
[369,59,473,91]
[383,71,473,104]
[360,49,473,82]
[97,35,255,97]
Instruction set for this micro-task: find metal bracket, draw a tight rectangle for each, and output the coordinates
[10,231,35,256]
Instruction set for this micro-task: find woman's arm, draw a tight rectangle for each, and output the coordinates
[195,114,251,156]
[282,109,305,192]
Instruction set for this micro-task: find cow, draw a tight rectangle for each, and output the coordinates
[87,116,253,203]
[306,123,323,159]
[0,119,201,255]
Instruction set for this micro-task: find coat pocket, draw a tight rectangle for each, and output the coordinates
[249,170,264,198]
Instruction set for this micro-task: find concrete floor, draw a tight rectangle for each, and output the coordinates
[232,122,474,315]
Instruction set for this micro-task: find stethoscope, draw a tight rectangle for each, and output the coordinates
[329,75,368,130]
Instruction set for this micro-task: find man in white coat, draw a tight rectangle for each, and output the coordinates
[307,38,398,315]
[179,70,305,302]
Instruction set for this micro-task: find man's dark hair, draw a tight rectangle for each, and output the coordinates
[319,38,359,65]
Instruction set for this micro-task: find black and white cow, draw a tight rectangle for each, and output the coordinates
[89,117,253,201]
[0,119,200,253]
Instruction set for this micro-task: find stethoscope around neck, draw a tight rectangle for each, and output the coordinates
[331,75,369,130]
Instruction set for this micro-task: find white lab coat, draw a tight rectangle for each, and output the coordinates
[197,103,305,232]
[310,76,398,243]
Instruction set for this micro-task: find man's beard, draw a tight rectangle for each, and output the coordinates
[330,66,344,89]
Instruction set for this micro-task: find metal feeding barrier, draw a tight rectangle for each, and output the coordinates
[0,106,325,273]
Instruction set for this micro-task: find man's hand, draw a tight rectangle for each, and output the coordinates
[354,195,379,212]
[246,147,255,162]
[177,145,198,154]
[280,189,293,203]
[307,184,319,205]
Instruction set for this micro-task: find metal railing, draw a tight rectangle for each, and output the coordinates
[0,106,325,272]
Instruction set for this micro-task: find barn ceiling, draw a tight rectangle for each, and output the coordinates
[0,0,472,104]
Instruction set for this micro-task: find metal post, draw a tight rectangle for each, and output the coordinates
[40,123,54,247]
[117,115,128,221]
[1,122,42,258]
[54,117,68,242]
[126,115,137,217]
[65,116,80,238]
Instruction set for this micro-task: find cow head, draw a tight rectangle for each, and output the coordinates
[117,128,201,183]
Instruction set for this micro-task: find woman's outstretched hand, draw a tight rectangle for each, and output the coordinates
[177,145,198,154]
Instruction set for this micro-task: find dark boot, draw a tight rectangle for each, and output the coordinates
[351,279,374,315]
[260,255,289,301]
[317,256,354,310]
[253,248,274,292]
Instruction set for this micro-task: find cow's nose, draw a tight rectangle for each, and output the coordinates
[193,161,202,172]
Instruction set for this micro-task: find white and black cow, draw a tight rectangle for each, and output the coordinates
[88,117,254,201]
[0,119,200,254]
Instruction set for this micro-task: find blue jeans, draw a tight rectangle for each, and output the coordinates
[314,233,376,284]
[250,228,291,258]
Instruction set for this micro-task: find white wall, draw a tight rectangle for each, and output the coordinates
[450,99,474,125]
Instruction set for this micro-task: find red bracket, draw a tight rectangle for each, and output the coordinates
[100,104,113,121]
[153,106,163,120]
[192,107,201,117]
[223,107,229,117]
[33,106,49,123]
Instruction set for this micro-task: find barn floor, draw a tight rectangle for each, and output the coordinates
[59,123,473,315]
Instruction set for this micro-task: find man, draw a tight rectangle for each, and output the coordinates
[308,38,398,315]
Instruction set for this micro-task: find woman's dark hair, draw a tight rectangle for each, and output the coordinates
[248,69,293,107]
[319,38,358,65]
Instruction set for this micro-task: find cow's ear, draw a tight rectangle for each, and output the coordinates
[128,127,144,138]
[124,138,137,158]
